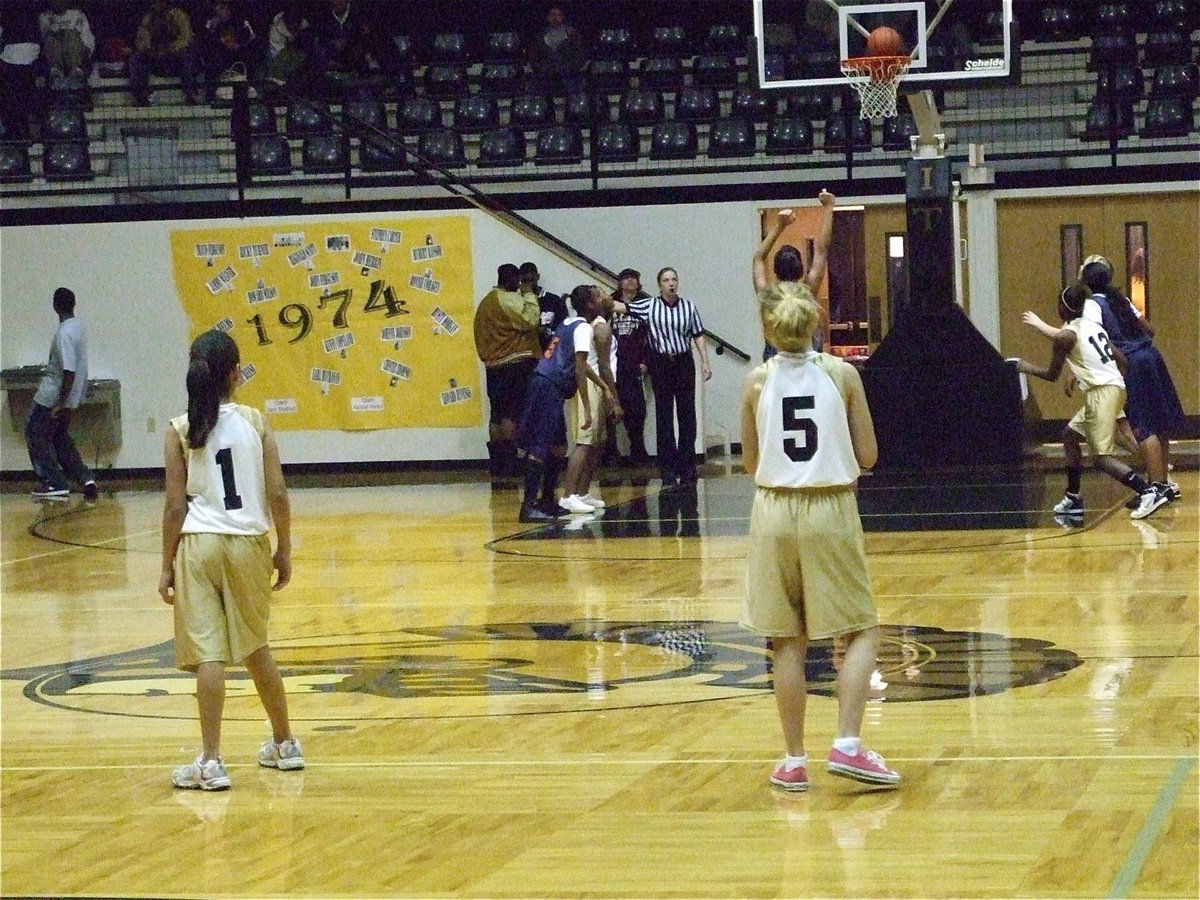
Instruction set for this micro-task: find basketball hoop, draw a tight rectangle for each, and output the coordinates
[840,55,911,119]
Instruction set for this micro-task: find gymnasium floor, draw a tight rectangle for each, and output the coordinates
[1,452,1196,899]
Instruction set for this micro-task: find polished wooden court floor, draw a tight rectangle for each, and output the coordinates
[1,455,1197,899]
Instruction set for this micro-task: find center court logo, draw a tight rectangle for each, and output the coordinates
[1,623,1080,721]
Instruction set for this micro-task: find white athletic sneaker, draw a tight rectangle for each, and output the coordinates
[258,737,305,770]
[579,492,606,509]
[1130,486,1169,520]
[173,755,231,791]
[559,494,596,514]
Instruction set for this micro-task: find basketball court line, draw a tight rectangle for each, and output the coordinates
[1108,757,1198,899]
[4,752,1195,773]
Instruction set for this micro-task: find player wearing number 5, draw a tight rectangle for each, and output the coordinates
[1014,283,1164,521]
[740,281,900,792]
[160,330,304,791]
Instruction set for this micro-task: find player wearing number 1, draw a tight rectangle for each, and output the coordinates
[740,281,900,792]
[160,329,304,791]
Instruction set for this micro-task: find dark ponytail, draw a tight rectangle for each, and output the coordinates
[186,330,240,448]
[1104,286,1146,341]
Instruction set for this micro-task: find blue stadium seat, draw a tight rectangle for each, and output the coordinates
[535,125,584,164]
[767,116,814,154]
[399,96,442,131]
[484,31,523,62]
[417,128,466,166]
[693,53,740,88]
[453,95,499,131]
[247,103,277,135]
[1150,63,1198,98]
[639,56,684,90]
[1141,97,1194,136]
[429,32,470,64]
[676,86,719,122]
[510,93,554,128]
[477,127,526,166]
[1081,99,1135,139]
[249,135,291,175]
[42,107,87,142]
[0,141,32,182]
[302,134,347,173]
[425,64,470,98]
[621,89,664,125]
[883,114,919,151]
[823,114,872,152]
[650,120,697,160]
[359,131,407,172]
[595,122,639,162]
[1095,67,1144,103]
[480,62,522,96]
[286,100,328,137]
[588,58,629,93]
[707,118,755,158]
[594,28,636,60]
[43,140,92,180]
[344,100,386,131]
[732,87,775,122]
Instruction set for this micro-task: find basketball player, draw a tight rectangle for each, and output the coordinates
[741,281,900,792]
[560,286,620,514]
[1014,283,1165,520]
[160,330,303,790]
[514,285,598,522]
[752,188,836,359]
[1079,255,1184,506]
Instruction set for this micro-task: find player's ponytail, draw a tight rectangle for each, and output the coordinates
[186,330,240,449]
[759,281,818,353]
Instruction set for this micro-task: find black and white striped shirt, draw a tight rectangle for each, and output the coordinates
[626,295,704,356]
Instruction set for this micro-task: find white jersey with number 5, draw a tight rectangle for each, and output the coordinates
[755,351,859,489]
[171,403,271,535]
[1061,317,1124,392]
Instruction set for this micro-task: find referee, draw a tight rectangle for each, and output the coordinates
[623,267,712,485]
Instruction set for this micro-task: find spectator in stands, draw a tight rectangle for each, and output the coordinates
[0,4,42,139]
[38,0,94,82]
[529,5,586,94]
[519,261,568,352]
[200,0,255,86]
[129,0,201,105]
[307,0,379,89]
[263,6,308,91]
[474,264,541,478]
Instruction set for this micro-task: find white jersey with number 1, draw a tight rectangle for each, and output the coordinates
[755,351,859,489]
[171,403,271,535]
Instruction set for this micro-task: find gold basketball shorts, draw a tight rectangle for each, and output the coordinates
[173,532,273,672]
[742,485,878,640]
[1067,383,1125,456]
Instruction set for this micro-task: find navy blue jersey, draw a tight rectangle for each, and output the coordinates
[535,318,586,398]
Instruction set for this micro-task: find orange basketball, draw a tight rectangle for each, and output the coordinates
[866,26,904,56]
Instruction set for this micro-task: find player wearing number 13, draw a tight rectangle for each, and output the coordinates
[160,329,304,791]
[740,281,900,792]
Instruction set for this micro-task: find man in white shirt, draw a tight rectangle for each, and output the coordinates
[26,288,97,500]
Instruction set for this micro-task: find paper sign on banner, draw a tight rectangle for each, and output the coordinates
[171,218,479,430]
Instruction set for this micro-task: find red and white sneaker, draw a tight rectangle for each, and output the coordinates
[827,747,901,786]
[769,759,809,792]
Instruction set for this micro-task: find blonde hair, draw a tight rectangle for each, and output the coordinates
[758,281,819,352]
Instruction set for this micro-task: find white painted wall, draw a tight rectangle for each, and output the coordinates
[0,198,794,473]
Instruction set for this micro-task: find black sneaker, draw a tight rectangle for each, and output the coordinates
[83,481,99,501]
[536,498,566,518]
[519,504,554,523]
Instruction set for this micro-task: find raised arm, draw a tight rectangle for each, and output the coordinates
[803,189,835,294]
[753,208,796,292]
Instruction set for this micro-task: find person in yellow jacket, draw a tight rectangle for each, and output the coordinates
[473,263,539,477]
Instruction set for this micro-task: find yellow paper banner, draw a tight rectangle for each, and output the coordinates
[169,217,479,430]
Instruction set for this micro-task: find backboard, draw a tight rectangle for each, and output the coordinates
[752,0,1014,89]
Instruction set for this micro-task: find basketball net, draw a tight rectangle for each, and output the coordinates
[840,55,911,119]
